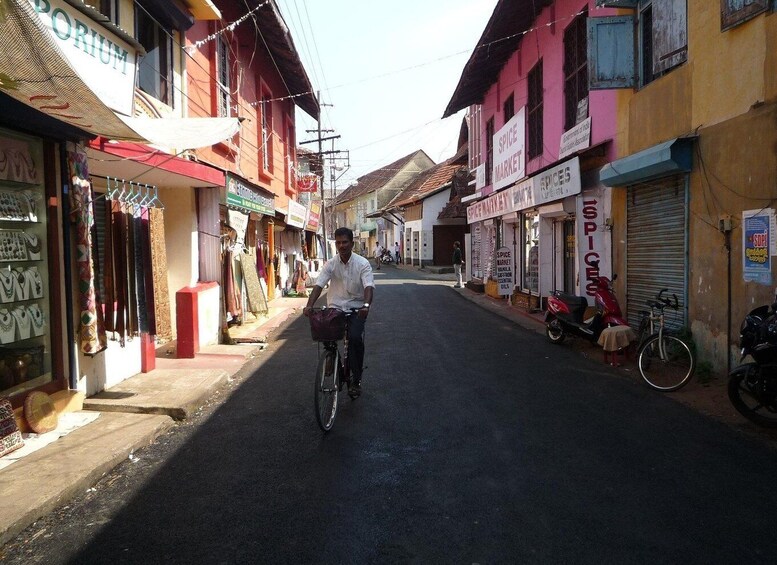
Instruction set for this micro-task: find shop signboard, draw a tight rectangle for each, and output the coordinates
[559,117,592,159]
[297,174,319,193]
[510,157,582,212]
[492,107,526,192]
[576,188,611,304]
[495,246,513,295]
[466,188,512,224]
[227,209,249,248]
[29,0,137,116]
[474,163,486,191]
[225,174,274,216]
[305,199,321,231]
[743,209,774,285]
[285,198,306,228]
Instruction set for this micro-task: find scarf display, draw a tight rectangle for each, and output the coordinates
[239,250,267,315]
[100,179,166,345]
[67,147,107,355]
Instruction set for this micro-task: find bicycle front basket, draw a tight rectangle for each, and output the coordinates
[309,308,346,342]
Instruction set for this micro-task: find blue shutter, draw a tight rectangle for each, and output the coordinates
[652,0,687,74]
[587,16,636,90]
[595,0,638,7]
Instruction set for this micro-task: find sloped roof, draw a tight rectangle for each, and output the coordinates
[389,145,468,209]
[252,0,320,119]
[442,0,552,118]
[335,150,431,205]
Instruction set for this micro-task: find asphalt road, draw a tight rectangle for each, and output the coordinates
[4,266,777,564]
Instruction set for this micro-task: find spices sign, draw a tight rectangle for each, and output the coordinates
[495,246,513,295]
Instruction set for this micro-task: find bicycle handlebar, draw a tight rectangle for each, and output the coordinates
[650,289,679,311]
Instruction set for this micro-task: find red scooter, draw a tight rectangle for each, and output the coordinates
[545,261,629,344]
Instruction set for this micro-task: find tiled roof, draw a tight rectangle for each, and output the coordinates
[388,145,468,209]
[334,150,431,205]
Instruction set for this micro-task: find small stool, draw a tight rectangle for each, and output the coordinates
[598,326,637,366]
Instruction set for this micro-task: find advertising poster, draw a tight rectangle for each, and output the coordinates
[576,188,611,304]
[495,246,513,295]
[743,210,772,285]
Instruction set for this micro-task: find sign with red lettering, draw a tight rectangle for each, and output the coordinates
[492,107,525,191]
[466,189,512,224]
[575,188,611,304]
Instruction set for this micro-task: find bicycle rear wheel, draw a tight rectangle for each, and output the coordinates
[638,334,695,392]
[314,348,340,431]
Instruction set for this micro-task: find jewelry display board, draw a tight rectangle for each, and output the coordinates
[0,129,51,395]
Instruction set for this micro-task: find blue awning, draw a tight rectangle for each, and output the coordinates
[600,137,695,186]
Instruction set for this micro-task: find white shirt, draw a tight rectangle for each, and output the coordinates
[316,252,374,310]
[374,244,382,258]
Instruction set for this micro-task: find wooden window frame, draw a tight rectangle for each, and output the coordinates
[259,85,273,176]
[527,61,543,161]
[563,10,588,130]
[135,5,174,107]
[485,117,494,186]
[503,95,514,123]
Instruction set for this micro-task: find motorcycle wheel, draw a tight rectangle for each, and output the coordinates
[546,318,565,344]
[728,363,777,428]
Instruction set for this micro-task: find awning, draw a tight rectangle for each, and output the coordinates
[118,116,240,151]
[0,0,142,140]
[0,0,240,148]
[600,137,695,186]
[87,138,225,188]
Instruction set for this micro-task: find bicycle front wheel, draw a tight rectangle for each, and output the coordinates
[314,348,340,432]
[638,334,695,392]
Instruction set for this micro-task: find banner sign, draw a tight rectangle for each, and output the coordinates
[227,209,248,248]
[466,188,512,224]
[743,209,773,285]
[510,157,582,212]
[496,246,514,295]
[225,173,274,216]
[474,163,486,191]
[285,198,306,228]
[559,117,592,159]
[30,0,137,115]
[297,174,319,193]
[305,199,321,231]
[492,107,526,191]
[576,188,611,304]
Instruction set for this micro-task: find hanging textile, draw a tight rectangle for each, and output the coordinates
[223,250,242,319]
[256,243,267,281]
[102,198,116,332]
[149,207,172,342]
[112,201,128,341]
[132,208,148,333]
[140,207,156,335]
[66,146,107,355]
[240,251,267,315]
[125,204,138,336]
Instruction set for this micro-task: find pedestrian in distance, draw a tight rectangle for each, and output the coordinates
[373,241,383,270]
[453,241,464,288]
[303,227,374,398]
[394,241,401,264]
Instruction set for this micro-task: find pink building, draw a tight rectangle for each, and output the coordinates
[444,0,618,308]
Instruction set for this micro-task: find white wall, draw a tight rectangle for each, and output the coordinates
[421,188,451,231]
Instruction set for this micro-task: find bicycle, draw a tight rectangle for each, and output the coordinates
[308,307,361,432]
[635,289,696,392]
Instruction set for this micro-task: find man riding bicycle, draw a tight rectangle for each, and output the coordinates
[303,227,374,398]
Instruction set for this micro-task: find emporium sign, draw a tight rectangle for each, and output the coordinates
[225,174,274,216]
[29,0,137,116]
[466,188,512,224]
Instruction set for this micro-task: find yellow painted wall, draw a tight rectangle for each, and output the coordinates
[610,4,777,373]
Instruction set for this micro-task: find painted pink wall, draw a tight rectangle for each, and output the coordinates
[479,0,618,183]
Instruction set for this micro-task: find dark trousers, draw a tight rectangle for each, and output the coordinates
[347,315,366,381]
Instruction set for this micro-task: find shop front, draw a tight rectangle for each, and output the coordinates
[275,199,306,296]
[221,173,275,327]
[0,126,66,405]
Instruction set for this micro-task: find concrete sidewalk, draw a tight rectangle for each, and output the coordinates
[0,296,306,547]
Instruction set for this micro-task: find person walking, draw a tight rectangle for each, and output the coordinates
[394,241,401,264]
[373,241,383,270]
[303,227,374,398]
[452,241,464,288]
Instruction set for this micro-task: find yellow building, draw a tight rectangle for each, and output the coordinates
[589,1,777,374]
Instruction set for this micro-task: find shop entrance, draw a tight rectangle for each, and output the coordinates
[563,220,576,294]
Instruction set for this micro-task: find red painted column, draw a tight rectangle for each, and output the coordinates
[140,333,156,373]
[176,288,199,359]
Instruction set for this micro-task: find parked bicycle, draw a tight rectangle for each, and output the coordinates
[635,289,696,391]
[308,307,361,432]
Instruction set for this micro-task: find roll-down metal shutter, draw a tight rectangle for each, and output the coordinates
[626,175,687,330]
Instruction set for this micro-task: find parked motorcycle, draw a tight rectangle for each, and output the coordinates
[728,294,777,428]
[379,249,393,264]
[545,261,629,344]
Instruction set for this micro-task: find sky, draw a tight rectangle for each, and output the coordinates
[274,0,498,192]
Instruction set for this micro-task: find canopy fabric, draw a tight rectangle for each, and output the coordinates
[118,116,241,151]
[0,0,144,141]
[0,0,241,150]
